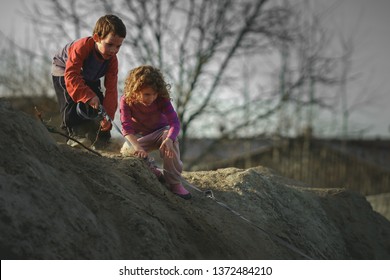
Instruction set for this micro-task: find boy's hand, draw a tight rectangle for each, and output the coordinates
[100,118,112,132]
[160,138,174,158]
[88,96,100,109]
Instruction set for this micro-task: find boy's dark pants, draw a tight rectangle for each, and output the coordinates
[52,76,110,144]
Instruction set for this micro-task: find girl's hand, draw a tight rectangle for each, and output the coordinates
[134,148,148,158]
[160,138,174,158]
[124,134,147,158]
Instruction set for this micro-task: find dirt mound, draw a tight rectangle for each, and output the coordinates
[1,100,390,260]
[367,193,390,221]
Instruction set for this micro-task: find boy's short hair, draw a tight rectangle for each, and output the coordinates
[93,14,126,39]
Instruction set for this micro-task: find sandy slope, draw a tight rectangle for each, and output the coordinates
[367,193,390,221]
[1,100,390,259]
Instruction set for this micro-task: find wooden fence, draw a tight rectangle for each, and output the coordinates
[195,138,390,196]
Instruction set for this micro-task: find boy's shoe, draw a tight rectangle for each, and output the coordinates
[92,139,110,150]
[170,184,192,200]
[67,136,92,148]
[89,129,111,150]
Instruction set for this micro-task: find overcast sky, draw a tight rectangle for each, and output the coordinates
[0,0,24,31]
[1,0,390,138]
[324,0,390,138]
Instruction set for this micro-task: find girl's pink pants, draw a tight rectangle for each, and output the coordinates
[129,127,183,185]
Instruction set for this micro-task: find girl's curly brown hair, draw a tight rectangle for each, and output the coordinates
[123,65,171,105]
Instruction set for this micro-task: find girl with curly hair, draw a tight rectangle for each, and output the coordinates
[120,65,191,200]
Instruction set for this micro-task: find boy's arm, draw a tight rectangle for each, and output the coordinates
[103,57,119,120]
[64,38,97,104]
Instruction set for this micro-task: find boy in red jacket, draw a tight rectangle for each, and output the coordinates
[51,14,126,149]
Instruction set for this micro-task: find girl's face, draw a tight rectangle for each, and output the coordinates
[93,32,124,60]
[137,86,158,106]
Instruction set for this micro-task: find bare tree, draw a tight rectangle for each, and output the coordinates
[184,0,346,168]
[336,3,369,140]
[269,0,344,138]
[0,29,53,97]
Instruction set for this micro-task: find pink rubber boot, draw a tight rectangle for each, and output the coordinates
[170,184,192,200]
